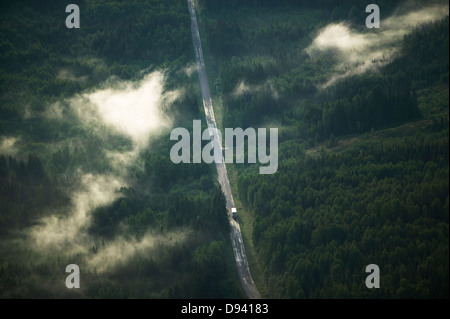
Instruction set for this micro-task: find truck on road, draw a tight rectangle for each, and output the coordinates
[231,207,237,220]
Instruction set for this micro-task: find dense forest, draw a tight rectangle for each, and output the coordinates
[0,0,448,299]
[0,0,243,298]
[197,0,449,298]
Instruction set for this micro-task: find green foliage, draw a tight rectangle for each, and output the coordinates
[239,131,449,297]
[0,0,192,122]
[1,0,448,299]
[0,0,242,299]
[200,1,449,298]
[201,2,448,145]
[0,155,68,234]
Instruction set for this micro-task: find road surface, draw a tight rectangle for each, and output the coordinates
[187,0,261,299]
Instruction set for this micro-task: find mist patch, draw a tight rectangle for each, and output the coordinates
[306,2,449,88]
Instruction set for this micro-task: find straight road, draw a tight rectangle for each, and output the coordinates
[187,0,261,299]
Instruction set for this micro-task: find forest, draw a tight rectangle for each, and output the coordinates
[0,0,243,298]
[0,0,448,299]
[197,0,449,298]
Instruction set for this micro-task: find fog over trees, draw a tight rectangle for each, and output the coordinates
[0,0,448,299]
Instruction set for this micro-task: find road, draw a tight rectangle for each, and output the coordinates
[187,0,261,299]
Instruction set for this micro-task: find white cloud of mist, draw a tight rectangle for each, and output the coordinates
[39,70,179,182]
[84,71,176,148]
[233,81,252,96]
[232,80,279,99]
[311,23,371,52]
[29,173,123,253]
[0,136,19,157]
[28,172,189,273]
[27,170,188,275]
[54,71,177,150]
[182,63,198,77]
[87,230,189,273]
[105,148,141,176]
[42,71,179,149]
[44,101,66,120]
[306,2,449,88]
[57,69,88,83]
[24,70,187,274]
